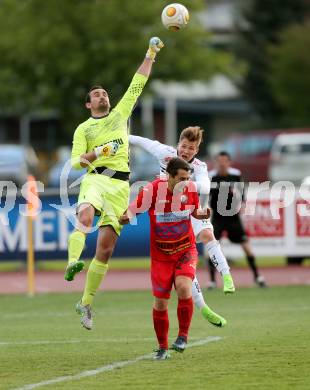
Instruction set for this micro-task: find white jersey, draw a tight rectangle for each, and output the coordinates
[129,135,213,238]
[129,135,211,196]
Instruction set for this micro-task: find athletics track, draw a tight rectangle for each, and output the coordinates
[0,266,309,294]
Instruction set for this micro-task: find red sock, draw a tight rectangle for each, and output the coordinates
[177,297,193,341]
[153,308,169,349]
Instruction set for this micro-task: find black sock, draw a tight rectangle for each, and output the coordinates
[208,258,216,282]
[247,255,259,279]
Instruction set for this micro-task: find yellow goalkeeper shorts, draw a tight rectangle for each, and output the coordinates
[77,173,129,235]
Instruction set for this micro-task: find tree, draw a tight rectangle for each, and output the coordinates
[234,0,310,127]
[268,23,310,126]
[0,0,235,133]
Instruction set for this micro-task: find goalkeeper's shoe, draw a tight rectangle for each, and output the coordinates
[64,260,85,281]
[153,348,170,361]
[201,306,227,328]
[171,336,187,353]
[223,274,235,294]
[76,301,93,330]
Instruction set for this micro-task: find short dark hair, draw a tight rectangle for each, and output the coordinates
[217,151,231,160]
[85,85,104,103]
[166,157,192,177]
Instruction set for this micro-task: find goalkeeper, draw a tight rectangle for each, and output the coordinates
[65,37,164,330]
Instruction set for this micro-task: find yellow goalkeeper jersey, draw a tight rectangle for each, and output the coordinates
[71,73,148,173]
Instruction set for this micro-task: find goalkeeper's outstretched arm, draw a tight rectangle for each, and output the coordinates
[137,37,164,78]
[115,37,164,119]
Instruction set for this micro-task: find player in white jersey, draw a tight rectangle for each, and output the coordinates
[130,126,235,325]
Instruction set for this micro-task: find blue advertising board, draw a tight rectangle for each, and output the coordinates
[0,193,151,261]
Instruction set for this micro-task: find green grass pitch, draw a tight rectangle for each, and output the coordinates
[0,286,309,389]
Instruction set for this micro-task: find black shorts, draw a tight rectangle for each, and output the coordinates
[211,215,248,244]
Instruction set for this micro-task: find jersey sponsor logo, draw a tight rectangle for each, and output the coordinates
[95,138,124,149]
[156,235,191,255]
[156,209,191,223]
[111,138,124,145]
[155,223,188,239]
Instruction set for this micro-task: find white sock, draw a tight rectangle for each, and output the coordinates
[192,276,206,310]
[206,240,230,276]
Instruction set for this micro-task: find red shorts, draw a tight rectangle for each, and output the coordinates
[151,248,198,299]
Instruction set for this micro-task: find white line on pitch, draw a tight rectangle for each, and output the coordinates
[0,335,209,347]
[0,338,154,346]
[3,309,147,319]
[12,336,222,390]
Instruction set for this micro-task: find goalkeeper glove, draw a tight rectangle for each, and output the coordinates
[146,37,164,61]
[94,142,119,158]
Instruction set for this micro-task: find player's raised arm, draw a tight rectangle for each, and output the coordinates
[129,134,158,149]
[137,37,164,77]
[115,37,164,118]
[129,134,173,159]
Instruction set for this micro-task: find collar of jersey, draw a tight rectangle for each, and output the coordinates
[91,113,109,119]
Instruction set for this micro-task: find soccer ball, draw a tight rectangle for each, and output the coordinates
[161,3,189,31]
